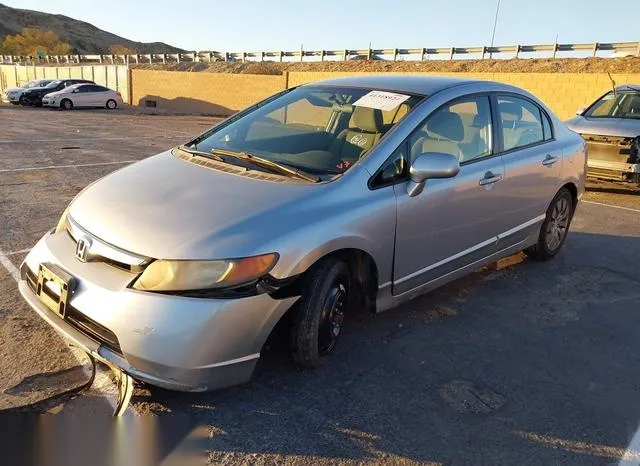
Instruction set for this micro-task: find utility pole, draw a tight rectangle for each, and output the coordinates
[489,0,501,59]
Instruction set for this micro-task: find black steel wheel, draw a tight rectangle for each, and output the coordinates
[291,258,350,368]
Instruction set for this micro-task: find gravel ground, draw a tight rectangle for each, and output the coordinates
[131,57,640,75]
[1,104,639,464]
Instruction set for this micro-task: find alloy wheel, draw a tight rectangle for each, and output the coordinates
[545,196,570,251]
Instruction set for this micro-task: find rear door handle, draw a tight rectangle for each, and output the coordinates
[479,171,503,186]
[542,154,559,166]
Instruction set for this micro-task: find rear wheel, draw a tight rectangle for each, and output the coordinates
[61,99,73,110]
[290,258,350,368]
[106,99,117,110]
[524,188,574,260]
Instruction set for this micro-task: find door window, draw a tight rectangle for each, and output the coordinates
[497,96,545,151]
[410,96,493,164]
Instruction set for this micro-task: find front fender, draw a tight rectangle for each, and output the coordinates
[267,185,397,287]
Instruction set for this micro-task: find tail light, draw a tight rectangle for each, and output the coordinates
[116,92,122,96]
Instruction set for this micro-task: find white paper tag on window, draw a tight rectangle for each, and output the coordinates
[353,91,410,111]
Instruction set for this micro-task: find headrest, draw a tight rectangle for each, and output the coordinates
[500,102,522,120]
[427,111,464,142]
[351,106,383,133]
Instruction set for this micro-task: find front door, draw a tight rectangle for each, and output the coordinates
[393,94,506,295]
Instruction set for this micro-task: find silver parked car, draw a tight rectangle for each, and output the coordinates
[19,76,586,391]
[565,85,640,187]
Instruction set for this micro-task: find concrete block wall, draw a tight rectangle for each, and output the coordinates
[130,69,286,115]
[288,71,640,120]
[4,65,640,120]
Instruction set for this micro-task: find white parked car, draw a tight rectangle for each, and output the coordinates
[2,79,55,104]
[42,83,124,110]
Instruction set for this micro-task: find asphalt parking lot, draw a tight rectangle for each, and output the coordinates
[1,104,640,465]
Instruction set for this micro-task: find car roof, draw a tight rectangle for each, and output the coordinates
[302,75,483,95]
[616,84,640,91]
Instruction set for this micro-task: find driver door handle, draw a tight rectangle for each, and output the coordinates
[479,171,503,186]
[542,154,559,167]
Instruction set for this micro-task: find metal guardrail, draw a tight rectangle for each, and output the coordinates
[1,41,639,65]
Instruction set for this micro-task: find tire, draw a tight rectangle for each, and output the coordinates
[524,188,574,261]
[106,99,117,110]
[61,99,73,110]
[290,258,350,368]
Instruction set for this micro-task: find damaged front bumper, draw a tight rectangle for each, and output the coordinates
[18,231,298,392]
[582,133,640,184]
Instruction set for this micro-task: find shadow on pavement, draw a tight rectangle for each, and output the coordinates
[125,231,640,464]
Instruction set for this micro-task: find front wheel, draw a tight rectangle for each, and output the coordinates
[60,99,73,110]
[106,99,117,110]
[290,258,350,368]
[524,188,574,260]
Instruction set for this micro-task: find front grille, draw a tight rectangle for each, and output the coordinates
[22,265,123,355]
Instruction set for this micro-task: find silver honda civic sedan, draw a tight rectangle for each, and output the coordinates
[19,76,586,391]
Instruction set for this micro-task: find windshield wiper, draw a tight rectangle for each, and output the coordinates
[211,148,320,182]
[178,145,225,162]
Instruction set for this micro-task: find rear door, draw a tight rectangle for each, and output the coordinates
[82,85,101,106]
[494,94,562,249]
[70,85,90,106]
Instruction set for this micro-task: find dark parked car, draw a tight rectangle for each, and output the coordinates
[20,79,94,107]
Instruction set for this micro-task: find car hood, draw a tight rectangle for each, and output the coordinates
[3,86,23,93]
[68,150,322,259]
[565,116,640,138]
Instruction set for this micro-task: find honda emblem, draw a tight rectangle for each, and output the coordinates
[75,237,92,262]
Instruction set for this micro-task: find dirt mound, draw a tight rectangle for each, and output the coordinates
[132,57,640,75]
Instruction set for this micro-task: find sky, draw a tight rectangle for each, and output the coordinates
[4,0,640,52]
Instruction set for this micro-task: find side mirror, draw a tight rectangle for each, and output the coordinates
[576,107,585,116]
[407,152,460,197]
[73,89,79,93]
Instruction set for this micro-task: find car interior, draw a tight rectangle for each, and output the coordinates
[230,97,414,174]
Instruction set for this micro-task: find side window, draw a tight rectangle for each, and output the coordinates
[410,95,493,164]
[371,142,408,188]
[497,96,545,151]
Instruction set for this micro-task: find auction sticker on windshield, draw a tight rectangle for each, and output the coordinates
[353,91,411,111]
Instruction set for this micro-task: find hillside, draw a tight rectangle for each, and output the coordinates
[0,3,182,54]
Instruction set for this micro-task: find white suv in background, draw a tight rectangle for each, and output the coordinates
[42,83,123,110]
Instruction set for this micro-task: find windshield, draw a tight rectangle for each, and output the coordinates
[45,80,62,89]
[187,86,423,177]
[585,90,640,119]
[24,81,41,89]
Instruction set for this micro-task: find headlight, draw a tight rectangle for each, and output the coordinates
[132,253,279,292]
